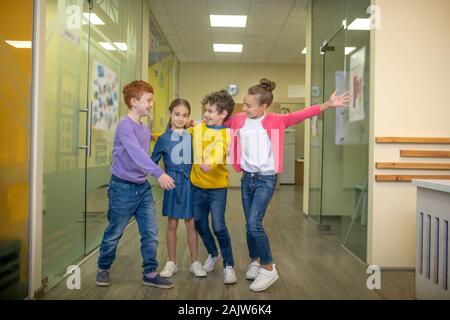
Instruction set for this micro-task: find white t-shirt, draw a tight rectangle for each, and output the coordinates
[239,114,276,175]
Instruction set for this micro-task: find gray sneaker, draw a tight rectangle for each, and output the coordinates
[96,270,111,287]
[142,273,174,289]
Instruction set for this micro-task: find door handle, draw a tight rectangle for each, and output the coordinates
[78,101,93,156]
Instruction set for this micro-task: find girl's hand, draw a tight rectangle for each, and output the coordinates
[200,162,212,173]
[157,173,175,190]
[328,90,352,108]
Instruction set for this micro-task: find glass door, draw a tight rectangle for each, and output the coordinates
[339,2,370,260]
[84,0,144,253]
[313,21,369,262]
[308,0,370,262]
[319,28,346,231]
[43,0,91,286]
[308,27,346,228]
[43,0,147,287]
[84,0,122,254]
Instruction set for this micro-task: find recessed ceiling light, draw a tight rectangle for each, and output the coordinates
[5,40,32,48]
[99,42,116,51]
[301,47,307,54]
[210,15,247,28]
[345,47,357,55]
[213,43,243,53]
[347,18,371,30]
[83,13,105,25]
[114,42,128,51]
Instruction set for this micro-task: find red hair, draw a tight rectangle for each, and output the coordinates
[122,80,154,109]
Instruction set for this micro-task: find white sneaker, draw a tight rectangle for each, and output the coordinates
[203,254,218,273]
[249,264,279,292]
[160,261,177,278]
[190,261,207,277]
[246,261,261,280]
[223,266,237,284]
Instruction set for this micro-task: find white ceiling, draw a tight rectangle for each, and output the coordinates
[148,0,310,64]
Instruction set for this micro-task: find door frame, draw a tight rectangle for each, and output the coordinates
[29,0,46,299]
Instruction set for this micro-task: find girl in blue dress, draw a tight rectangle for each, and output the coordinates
[151,98,207,278]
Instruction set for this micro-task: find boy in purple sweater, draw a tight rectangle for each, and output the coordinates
[96,81,176,288]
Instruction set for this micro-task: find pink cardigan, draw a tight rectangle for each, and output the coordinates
[226,105,322,173]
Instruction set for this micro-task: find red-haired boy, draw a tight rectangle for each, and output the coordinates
[96,81,175,288]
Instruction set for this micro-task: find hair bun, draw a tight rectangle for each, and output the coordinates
[259,78,276,92]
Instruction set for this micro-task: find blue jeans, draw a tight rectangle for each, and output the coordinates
[98,175,158,273]
[241,172,277,265]
[193,186,234,267]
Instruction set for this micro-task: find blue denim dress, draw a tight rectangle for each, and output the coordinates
[151,129,194,219]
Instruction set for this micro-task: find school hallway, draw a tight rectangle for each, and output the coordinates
[40,185,415,300]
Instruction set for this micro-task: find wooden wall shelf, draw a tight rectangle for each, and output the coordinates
[376,137,450,144]
[375,137,450,181]
[400,150,450,158]
[376,175,450,182]
[376,162,450,170]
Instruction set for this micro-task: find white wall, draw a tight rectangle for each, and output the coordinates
[370,0,450,267]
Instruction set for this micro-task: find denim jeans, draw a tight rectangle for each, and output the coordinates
[241,172,277,265]
[98,175,158,273]
[193,186,234,267]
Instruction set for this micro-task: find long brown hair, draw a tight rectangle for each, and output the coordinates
[248,78,276,107]
[166,98,191,130]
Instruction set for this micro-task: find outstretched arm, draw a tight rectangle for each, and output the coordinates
[118,124,175,190]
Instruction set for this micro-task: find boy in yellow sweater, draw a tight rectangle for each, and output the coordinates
[190,90,236,284]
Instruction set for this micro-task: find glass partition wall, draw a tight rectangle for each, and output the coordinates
[42,0,145,288]
[309,0,370,262]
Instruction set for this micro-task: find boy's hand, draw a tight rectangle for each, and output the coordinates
[157,173,175,190]
[150,133,159,142]
[200,162,212,173]
[188,120,205,127]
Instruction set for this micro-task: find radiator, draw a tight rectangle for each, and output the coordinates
[415,182,450,300]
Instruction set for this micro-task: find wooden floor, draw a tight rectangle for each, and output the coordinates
[41,185,415,300]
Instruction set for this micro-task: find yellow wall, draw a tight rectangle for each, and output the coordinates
[370,0,450,267]
[179,62,306,187]
[180,62,306,120]
[0,0,33,296]
[149,54,176,135]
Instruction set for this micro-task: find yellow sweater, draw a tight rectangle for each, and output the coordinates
[189,123,230,189]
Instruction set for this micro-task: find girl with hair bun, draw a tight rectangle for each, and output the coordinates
[225,78,351,292]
